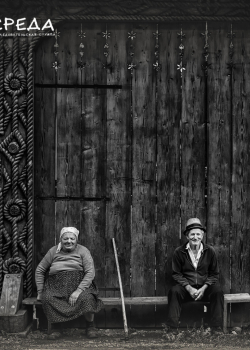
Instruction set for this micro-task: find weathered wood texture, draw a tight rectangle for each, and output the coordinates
[231,28,250,293]
[181,26,206,236]
[33,22,250,327]
[0,274,23,315]
[156,27,181,297]
[207,25,231,293]
[130,23,156,327]
[105,24,131,299]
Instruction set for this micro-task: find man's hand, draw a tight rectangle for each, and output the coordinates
[194,285,208,301]
[37,292,43,301]
[185,285,198,299]
[69,289,82,306]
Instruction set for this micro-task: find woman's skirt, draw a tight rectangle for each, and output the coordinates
[42,270,104,323]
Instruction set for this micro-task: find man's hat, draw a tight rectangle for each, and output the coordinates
[183,218,206,236]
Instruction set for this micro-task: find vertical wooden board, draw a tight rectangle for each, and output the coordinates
[130,23,156,327]
[81,88,106,198]
[34,36,55,84]
[207,26,231,293]
[55,201,81,243]
[0,274,23,315]
[80,201,106,292]
[231,29,250,293]
[57,24,81,85]
[56,88,81,197]
[105,23,131,298]
[156,27,181,299]
[81,22,107,198]
[82,22,107,85]
[181,26,206,234]
[34,88,55,197]
[34,200,55,292]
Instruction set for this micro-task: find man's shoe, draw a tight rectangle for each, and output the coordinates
[86,327,98,338]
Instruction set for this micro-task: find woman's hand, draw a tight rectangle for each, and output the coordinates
[37,292,43,301]
[69,289,82,306]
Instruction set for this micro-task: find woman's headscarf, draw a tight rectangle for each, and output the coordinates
[56,227,79,253]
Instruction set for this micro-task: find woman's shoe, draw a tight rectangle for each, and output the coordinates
[86,327,98,338]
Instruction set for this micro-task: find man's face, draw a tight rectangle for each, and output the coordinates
[186,228,203,247]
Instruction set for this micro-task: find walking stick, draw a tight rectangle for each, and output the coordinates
[112,238,129,340]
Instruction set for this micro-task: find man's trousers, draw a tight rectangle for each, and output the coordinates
[166,284,224,328]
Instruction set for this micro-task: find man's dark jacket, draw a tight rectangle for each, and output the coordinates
[172,242,219,287]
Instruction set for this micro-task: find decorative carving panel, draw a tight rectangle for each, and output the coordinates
[0,36,37,297]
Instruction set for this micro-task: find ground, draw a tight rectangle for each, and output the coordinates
[0,327,250,350]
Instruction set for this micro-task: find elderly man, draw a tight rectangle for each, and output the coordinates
[166,218,223,332]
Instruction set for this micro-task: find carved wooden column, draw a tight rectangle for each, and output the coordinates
[0,36,38,298]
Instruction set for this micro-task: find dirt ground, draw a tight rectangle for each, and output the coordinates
[0,327,250,350]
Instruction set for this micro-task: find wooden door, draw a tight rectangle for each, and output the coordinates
[33,21,250,327]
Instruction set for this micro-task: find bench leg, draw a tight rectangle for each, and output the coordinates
[48,320,52,335]
[33,305,39,330]
[223,301,227,333]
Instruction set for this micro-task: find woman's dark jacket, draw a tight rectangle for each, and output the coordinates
[172,242,219,287]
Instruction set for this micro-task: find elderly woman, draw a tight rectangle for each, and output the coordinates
[35,227,103,338]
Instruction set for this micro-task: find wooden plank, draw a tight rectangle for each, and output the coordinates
[82,23,107,86]
[34,199,55,295]
[231,28,250,294]
[55,200,81,243]
[130,23,156,327]
[81,87,106,198]
[206,25,231,293]
[56,88,81,197]
[57,24,80,85]
[0,274,23,315]
[81,23,107,198]
[23,296,169,305]
[34,88,55,197]
[181,25,206,237]
[224,293,250,302]
[156,26,181,299]
[80,201,106,294]
[34,35,55,84]
[105,23,131,299]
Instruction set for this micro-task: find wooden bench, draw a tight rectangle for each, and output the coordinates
[223,293,250,333]
[23,296,169,334]
[22,296,209,333]
[23,293,250,334]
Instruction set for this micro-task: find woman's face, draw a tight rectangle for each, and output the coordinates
[61,232,77,252]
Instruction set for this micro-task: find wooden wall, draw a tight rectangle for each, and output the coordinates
[34,21,250,327]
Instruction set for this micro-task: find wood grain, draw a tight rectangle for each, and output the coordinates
[156,27,181,297]
[56,88,82,197]
[130,23,156,327]
[207,25,231,293]
[34,36,55,85]
[105,23,131,298]
[181,26,206,236]
[80,200,106,294]
[34,88,56,197]
[231,29,250,293]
